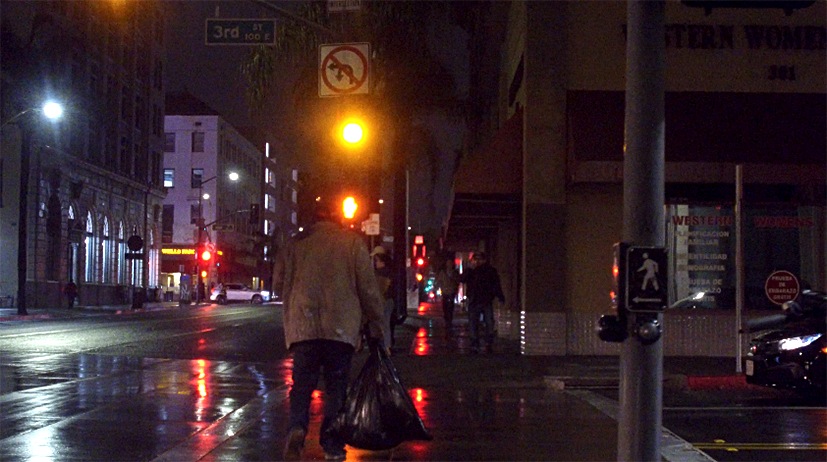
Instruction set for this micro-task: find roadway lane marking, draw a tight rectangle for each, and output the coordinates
[150,384,290,462]
[665,405,827,411]
[693,441,827,451]
[568,390,718,462]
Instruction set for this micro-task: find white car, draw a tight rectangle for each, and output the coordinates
[209,283,270,305]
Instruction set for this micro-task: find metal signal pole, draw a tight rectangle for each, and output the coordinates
[618,1,666,461]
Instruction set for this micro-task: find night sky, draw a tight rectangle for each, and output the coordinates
[164,0,470,234]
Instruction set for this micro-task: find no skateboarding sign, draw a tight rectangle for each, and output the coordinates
[319,43,370,97]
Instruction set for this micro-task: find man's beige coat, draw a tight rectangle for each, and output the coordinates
[273,221,386,349]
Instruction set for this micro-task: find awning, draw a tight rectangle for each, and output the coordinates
[447,109,523,249]
[454,107,523,195]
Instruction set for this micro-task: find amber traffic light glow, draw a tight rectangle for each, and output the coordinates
[337,117,367,148]
[342,122,364,144]
[342,196,358,219]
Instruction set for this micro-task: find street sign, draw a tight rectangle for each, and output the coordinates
[319,43,370,97]
[127,235,143,251]
[764,270,799,305]
[205,19,276,46]
[125,252,145,259]
[364,213,380,236]
[327,0,362,12]
[624,246,668,312]
[213,224,235,232]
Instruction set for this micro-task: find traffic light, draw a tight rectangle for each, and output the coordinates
[250,203,260,224]
[598,243,628,343]
[198,244,214,263]
[342,196,358,219]
[342,122,364,144]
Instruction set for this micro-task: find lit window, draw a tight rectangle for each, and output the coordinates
[163,168,174,188]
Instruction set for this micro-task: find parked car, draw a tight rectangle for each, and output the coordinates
[209,283,270,305]
[742,290,826,397]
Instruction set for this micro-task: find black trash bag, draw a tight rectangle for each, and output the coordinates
[330,341,432,450]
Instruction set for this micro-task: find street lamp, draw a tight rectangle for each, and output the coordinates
[1,100,64,315]
[194,171,239,304]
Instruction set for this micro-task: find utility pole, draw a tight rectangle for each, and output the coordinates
[618,2,666,461]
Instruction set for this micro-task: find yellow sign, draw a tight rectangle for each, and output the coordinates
[162,248,195,255]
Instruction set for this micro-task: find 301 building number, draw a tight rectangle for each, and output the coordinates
[768,65,796,81]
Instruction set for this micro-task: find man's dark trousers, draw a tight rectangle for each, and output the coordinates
[288,339,354,452]
[468,301,495,348]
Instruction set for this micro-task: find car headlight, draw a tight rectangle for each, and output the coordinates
[779,333,823,351]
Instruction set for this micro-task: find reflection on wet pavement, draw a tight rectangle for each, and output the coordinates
[0,302,618,461]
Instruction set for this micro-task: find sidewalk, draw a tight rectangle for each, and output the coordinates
[0,300,187,322]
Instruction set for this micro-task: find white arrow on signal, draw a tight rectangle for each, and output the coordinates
[632,297,663,304]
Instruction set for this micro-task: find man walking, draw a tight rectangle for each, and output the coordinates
[273,195,387,461]
[460,252,505,353]
[435,258,459,330]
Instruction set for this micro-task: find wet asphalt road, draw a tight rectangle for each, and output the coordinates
[0,303,824,462]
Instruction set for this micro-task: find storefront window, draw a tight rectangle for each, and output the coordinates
[666,204,824,311]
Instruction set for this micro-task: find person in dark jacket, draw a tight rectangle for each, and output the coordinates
[273,196,386,461]
[64,281,78,309]
[459,252,504,352]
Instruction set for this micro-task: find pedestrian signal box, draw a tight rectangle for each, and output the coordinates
[613,243,668,313]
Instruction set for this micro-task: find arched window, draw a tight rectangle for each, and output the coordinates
[101,217,112,283]
[84,212,97,283]
[46,194,62,281]
[148,228,159,288]
[117,222,126,285]
[67,206,79,283]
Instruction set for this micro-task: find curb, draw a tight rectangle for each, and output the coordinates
[686,374,754,390]
[544,373,754,391]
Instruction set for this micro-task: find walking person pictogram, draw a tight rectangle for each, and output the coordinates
[637,253,659,291]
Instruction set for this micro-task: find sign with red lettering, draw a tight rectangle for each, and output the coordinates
[764,270,799,305]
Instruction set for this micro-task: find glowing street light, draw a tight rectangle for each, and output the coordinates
[41,101,64,120]
[3,100,64,315]
[1,100,64,128]
[194,171,239,304]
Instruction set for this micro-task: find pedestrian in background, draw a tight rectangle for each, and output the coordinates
[435,258,459,330]
[371,246,396,352]
[459,252,504,353]
[64,280,78,309]
[273,196,387,462]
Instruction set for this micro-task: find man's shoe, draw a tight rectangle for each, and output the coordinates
[323,447,346,461]
[283,427,306,461]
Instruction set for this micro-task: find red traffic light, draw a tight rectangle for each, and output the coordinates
[198,244,215,262]
[416,257,425,267]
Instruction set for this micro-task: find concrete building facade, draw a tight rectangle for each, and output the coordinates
[161,94,266,296]
[452,1,825,356]
[1,0,166,308]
